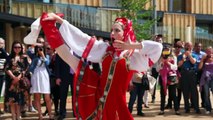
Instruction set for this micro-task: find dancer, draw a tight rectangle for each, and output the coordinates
[24,12,162,120]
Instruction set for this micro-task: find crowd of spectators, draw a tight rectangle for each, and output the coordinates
[0,35,212,119]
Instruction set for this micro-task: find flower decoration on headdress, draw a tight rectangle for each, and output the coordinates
[114,18,136,43]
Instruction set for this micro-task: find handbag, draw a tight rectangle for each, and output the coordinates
[19,76,31,90]
[141,74,149,90]
[167,75,177,84]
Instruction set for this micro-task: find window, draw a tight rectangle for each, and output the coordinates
[196,24,212,35]
[14,0,53,3]
[168,0,186,12]
[196,24,213,42]
[102,0,120,8]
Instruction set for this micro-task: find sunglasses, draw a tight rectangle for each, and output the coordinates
[46,47,51,50]
[175,46,182,49]
[14,46,21,49]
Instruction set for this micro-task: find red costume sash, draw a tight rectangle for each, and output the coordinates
[73,37,97,119]
[74,45,134,120]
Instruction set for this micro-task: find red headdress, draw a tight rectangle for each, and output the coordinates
[114,18,136,43]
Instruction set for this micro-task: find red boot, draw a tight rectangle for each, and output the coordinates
[40,12,64,49]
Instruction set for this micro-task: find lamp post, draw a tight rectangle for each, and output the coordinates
[186,25,191,43]
[153,0,157,35]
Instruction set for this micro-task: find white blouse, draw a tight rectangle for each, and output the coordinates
[59,20,163,72]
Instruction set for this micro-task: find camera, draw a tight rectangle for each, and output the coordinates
[163,55,169,59]
[39,48,43,51]
[162,50,170,59]
[207,55,211,58]
[162,43,172,59]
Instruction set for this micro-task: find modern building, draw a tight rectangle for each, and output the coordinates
[0,0,213,51]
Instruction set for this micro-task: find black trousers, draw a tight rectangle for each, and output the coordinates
[180,69,199,112]
[51,85,60,112]
[151,68,159,101]
[196,70,205,107]
[168,78,182,108]
[159,76,179,111]
[128,82,145,113]
[59,74,74,117]
[0,75,5,95]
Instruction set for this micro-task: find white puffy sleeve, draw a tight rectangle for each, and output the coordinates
[129,40,163,72]
[59,20,108,62]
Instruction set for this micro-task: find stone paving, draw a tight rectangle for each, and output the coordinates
[0,90,213,120]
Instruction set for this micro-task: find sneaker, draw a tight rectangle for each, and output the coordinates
[55,111,59,116]
[185,110,190,113]
[137,112,145,116]
[0,110,4,114]
[158,111,164,115]
[151,99,155,103]
[42,110,48,116]
[196,110,201,114]
[29,106,37,112]
[201,103,206,108]
[17,116,22,120]
[144,105,149,108]
[21,112,29,117]
[205,111,211,115]
[58,115,66,120]
[175,111,181,115]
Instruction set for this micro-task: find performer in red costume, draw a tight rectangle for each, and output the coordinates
[24,12,162,120]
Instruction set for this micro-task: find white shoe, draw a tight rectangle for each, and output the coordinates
[205,111,210,114]
[29,106,37,112]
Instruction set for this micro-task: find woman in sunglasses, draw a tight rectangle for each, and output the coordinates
[5,41,29,120]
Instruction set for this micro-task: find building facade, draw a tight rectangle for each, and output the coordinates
[0,0,213,52]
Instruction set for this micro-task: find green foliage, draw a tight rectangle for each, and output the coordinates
[118,0,156,40]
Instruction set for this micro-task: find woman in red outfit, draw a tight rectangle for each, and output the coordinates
[24,12,162,120]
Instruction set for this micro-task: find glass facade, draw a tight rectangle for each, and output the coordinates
[196,23,213,42]
[14,0,53,3]
[196,24,210,34]
[102,0,120,7]
[168,0,186,12]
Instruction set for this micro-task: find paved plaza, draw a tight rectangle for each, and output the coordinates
[0,90,212,120]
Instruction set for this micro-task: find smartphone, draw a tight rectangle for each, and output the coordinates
[207,55,211,58]
[39,48,43,51]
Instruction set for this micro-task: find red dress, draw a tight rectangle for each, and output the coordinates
[75,50,134,120]
[38,12,162,120]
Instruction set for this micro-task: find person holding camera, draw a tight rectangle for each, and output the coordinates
[29,45,53,119]
[198,46,213,114]
[157,43,180,115]
[177,42,200,114]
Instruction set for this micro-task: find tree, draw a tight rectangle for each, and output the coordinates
[118,0,156,40]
